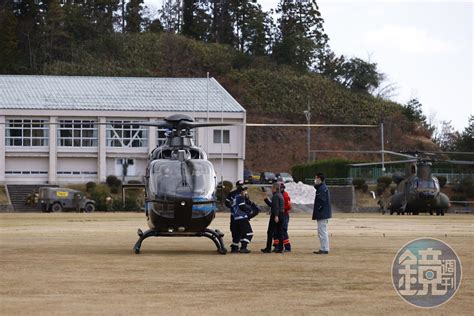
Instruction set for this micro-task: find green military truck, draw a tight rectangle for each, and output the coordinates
[38,187,96,212]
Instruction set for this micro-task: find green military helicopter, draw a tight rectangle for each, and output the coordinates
[352,151,473,216]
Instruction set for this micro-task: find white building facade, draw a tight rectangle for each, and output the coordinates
[0,76,246,185]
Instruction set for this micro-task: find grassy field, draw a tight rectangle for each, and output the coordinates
[0,212,473,315]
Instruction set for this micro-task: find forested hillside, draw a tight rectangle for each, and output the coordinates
[2,0,458,172]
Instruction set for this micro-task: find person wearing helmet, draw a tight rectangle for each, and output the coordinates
[226,180,245,253]
[230,186,255,253]
[226,180,260,253]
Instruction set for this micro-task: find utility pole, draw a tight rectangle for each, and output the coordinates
[381,122,385,174]
[303,103,311,163]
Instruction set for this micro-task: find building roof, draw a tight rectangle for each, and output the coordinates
[0,75,245,113]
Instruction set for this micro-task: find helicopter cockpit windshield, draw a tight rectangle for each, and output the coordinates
[413,177,440,190]
[149,160,216,201]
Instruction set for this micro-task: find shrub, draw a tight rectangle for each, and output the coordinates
[352,178,366,190]
[110,186,119,194]
[437,176,447,188]
[377,176,393,187]
[106,175,122,188]
[452,176,474,197]
[291,158,354,183]
[361,183,369,193]
[89,185,110,211]
[86,182,97,193]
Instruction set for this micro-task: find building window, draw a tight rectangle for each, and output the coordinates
[213,130,230,144]
[107,121,148,147]
[5,119,49,146]
[116,158,134,166]
[57,171,98,175]
[58,119,98,147]
[6,170,48,175]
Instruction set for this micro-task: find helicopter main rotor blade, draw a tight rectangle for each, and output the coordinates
[446,160,474,165]
[179,121,235,129]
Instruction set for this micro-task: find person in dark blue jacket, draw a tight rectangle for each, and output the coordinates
[312,172,332,254]
[231,186,255,253]
[261,182,285,253]
[226,180,260,253]
[226,180,245,253]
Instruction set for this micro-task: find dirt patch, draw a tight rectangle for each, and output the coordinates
[1,212,473,315]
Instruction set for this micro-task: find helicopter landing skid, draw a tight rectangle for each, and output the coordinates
[133,228,228,255]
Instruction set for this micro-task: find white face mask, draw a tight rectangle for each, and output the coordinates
[314,178,322,185]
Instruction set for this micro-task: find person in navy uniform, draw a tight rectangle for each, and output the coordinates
[312,172,332,254]
[226,180,245,253]
[226,180,260,253]
[230,186,256,253]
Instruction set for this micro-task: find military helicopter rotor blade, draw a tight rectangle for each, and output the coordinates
[349,159,418,167]
[445,160,474,165]
[382,150,418,159]
[244,123,378,128]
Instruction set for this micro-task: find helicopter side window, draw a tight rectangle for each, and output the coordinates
[189,149,200,159]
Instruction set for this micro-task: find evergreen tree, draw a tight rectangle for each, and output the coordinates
[245,7,272,56]
[315,47,345,81]
[125,0,144,33]
[144,18,164,33]
[273,0,329,71]
[0,3,19,72]
[402,98,435,136]
[182,0,212,41]
[214,0,234,45]
[13,0,44,71]
[42,0,69,62]
[454,115,474,152]
[339,57,382,93]
[231,0,270,55]
[403,98,426,123]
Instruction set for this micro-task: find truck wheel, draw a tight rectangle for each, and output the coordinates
[84,203,95,213]
[51,203,62,212]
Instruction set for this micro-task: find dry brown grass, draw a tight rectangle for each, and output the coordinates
[0,212,473,315]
